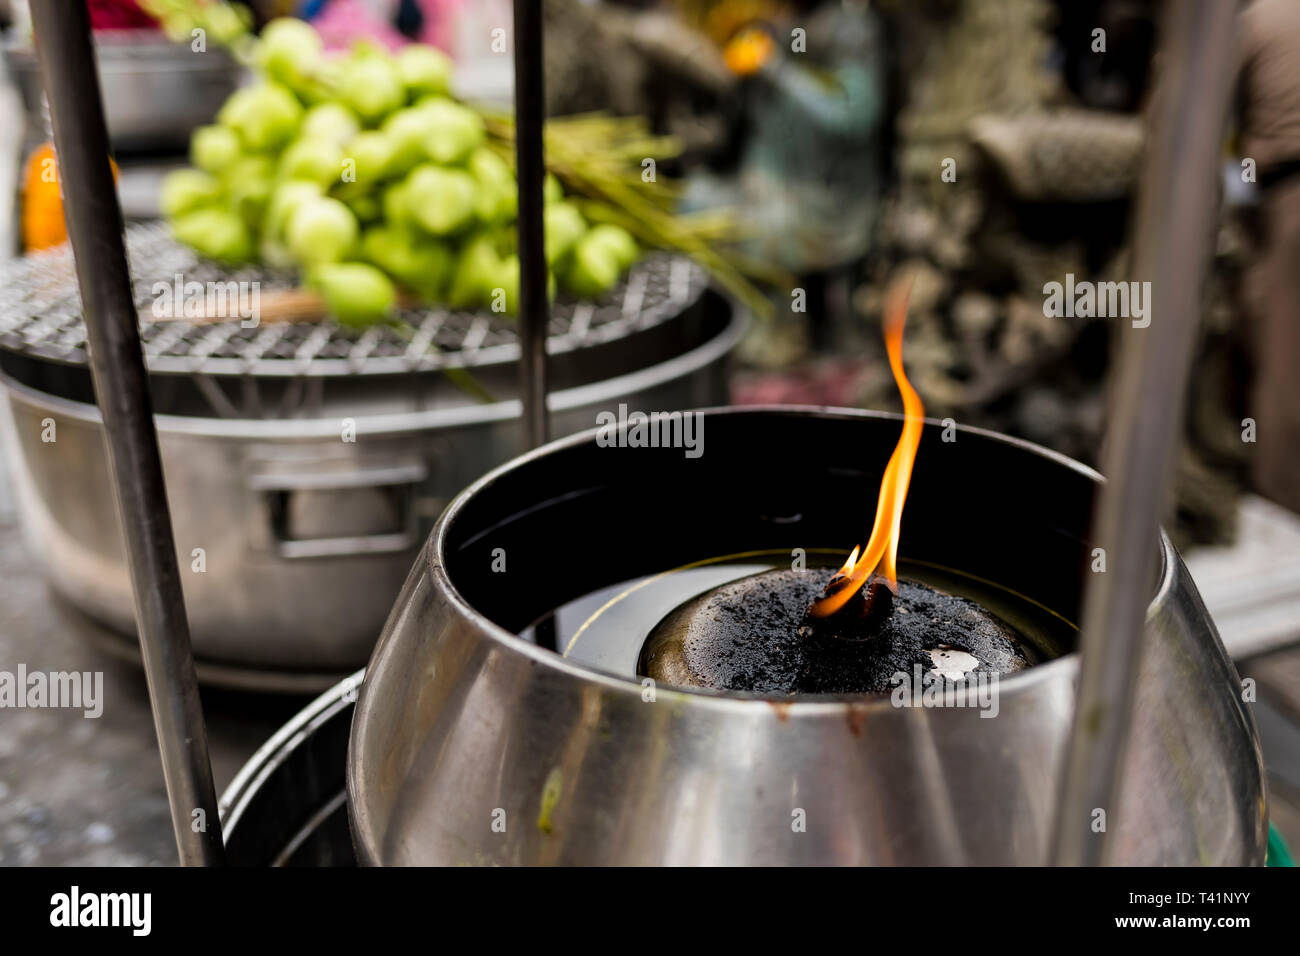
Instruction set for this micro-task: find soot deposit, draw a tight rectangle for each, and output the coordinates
[638,567,1030,695]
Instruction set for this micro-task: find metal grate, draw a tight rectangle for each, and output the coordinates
[0,221,707,379]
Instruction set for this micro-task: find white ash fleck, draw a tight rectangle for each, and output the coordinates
[926,647,981,681]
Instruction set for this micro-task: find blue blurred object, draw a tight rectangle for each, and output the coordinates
[1269,821,1295,866]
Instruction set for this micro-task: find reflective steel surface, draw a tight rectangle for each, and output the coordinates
[4,36,240,152]
[348,408,1267,865]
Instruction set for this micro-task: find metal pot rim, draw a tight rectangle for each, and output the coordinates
[3,33,239,66]
[425,404,1176,715]
[220,669,362,833]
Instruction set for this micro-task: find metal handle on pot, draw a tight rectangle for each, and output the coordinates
[248,461,428,560]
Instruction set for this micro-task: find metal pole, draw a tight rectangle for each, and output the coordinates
[30,0,225,866]
[513,0,550,448]
[1050,0,1238,865]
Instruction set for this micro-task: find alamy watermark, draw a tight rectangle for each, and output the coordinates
[595,404,704,458]
[889,664,999,718]
[0,665,102,718]
[1043,273,1152,328]
[151,274,261,328]
[50,886,150,936]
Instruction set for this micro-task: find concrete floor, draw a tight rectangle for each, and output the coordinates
[0,454,301,864]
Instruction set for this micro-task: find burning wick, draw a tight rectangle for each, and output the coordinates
[808,277,924,622]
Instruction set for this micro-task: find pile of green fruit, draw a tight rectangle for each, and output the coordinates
[160,17,639,327]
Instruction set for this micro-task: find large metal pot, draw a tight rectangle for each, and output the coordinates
[3,32,241,152]
[0,305,739,690]
[348,407,1266,865]
[0,225,737,690]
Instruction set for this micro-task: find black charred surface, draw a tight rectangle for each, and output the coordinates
[639,567,1031,696]
[810,576,895,639]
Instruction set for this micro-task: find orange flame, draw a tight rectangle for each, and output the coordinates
[807,278,924,618]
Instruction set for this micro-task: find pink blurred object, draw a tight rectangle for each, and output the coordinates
[731,360,869,408]
[310,0,460,55]
[87,0,158,30]
[416,0,461,54]
[312,0,408,52]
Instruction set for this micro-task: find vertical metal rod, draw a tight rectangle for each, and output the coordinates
[30,0,225,866]
[513,0,550,448]
[1050,0,1238,866]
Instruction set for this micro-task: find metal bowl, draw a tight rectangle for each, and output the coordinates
[220,674,359,866]
[348,407,1266,865]
[3,32,242,152]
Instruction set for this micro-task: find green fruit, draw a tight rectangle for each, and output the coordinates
[447,234,501,309]
[293,55,343,106]
[160,11,199,44]
[171,209,254,264]
[259,236,294,270]
[160,169,222,219]
[287,196,359,264]
[468,147,512,185]
[307,263,397,328]
[565,234,621,298]
[219,83,302,152]
[584,224,638,270]
[490,255,522,315]
[468,148,516,224]
[474,254,556,315]
[202,3,252,46]
[543,202,586,266]
[343,131,396,188]
[300,103,361,147]
[381,181,412,228]
[476,179,516,226]
[278,137,345,188]
[397,45,452,98]
[339,53,405,124]
[225,153,276,180]
[381,109,428,176]
[264,180,322,239]
[231,179,272,229]
[333,183,381,224]
[257,17,323,90]
[361,224,452,301]
[222,155,275,227]
[544,173,564,205]
[415,98,485,164]
[190,125,241,174]
[216,85,254,127]
[406,164,477,236]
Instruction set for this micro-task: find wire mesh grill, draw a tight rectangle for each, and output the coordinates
[0,221,707,379]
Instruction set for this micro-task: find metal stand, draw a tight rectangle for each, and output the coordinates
[513,0,550,449]
[1051,0,1240,865]
[30,0,224,866]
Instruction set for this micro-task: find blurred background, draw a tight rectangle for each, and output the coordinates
[0,0,1296,864]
